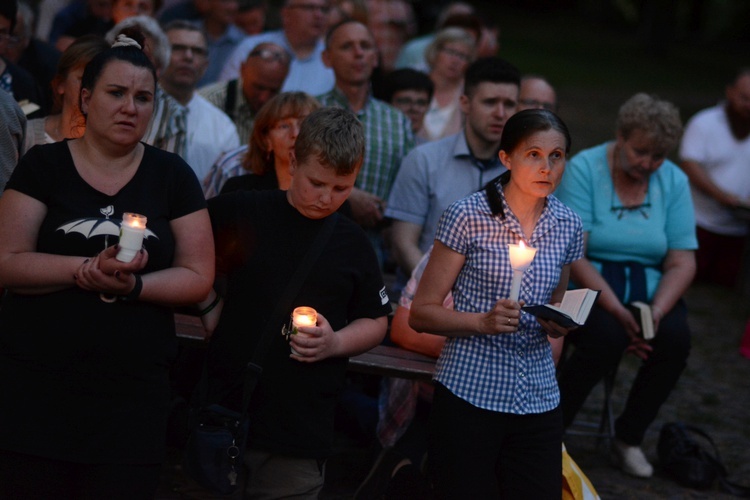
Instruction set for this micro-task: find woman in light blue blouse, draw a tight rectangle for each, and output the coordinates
[411,109,583,498]
[555,93,696,479]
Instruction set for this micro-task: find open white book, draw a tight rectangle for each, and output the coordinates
[522,288,600,328]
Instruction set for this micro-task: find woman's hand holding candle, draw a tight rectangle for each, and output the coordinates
[74,245,148,295]
[477,298,522,335]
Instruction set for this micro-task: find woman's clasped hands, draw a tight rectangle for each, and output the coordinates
[74,244,149,297]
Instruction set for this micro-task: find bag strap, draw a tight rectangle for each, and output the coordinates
[682,424,750,497]
[237,212,340,415]
[225,79,238,121]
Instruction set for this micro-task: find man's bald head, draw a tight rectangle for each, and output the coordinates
[240,42,291,112]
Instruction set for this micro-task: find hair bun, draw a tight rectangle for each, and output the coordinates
[112,34,142,49]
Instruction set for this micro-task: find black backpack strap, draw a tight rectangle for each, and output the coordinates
[239,213,339,412]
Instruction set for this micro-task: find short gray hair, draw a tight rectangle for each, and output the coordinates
[106,15,170,71]
[424,27,476,70]
[294,107,364,175]
[616,93,683,152]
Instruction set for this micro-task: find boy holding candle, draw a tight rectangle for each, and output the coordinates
[199,106,391,498]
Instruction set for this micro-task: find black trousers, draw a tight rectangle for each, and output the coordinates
[558,299,691,445]
[428,383,562,500]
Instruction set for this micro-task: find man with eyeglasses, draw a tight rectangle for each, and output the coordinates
[517,75,557,113]
[161,21,240,182]
[217,0,334,96]
[386,57,519,284]
[200,41,290,147]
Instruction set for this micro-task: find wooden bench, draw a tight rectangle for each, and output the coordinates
[174,314,436,382]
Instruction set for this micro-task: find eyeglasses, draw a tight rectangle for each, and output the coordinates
[439,47,472,63]
[519,99,557,112]
[286,3,331,14]
[249,48,290,63]
[392,96,429,109]
[611,190,651,220]
[171,44,208,57]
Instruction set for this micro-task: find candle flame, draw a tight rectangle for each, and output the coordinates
[292,306,317,328]
[123,212,147,229]
[519,240,526,250]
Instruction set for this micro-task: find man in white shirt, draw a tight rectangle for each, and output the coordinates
[161,21,240,182]
[217,0,334,95]
[679,68,750,288]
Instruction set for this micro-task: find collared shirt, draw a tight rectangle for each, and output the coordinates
[198,78,255,145]
[317,87,414,201]
[201,144,249,198]
[197,23,246,87]
[217,30,335,96]
[434,182,583,414]
[142,85,188,158]
[385,131,505,253]
[184,93,240,181]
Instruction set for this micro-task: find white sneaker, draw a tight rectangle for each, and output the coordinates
[612,439,653,478]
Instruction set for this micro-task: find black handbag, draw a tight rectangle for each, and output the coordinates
[182,214,339,495]
[658,422,750,496]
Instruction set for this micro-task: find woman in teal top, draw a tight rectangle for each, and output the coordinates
[555,93,697,479]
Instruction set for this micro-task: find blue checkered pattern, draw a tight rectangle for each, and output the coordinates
[317,88,414,201]
[434,183,583,414]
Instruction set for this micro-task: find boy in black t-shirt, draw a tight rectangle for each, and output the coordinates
[201,107,391,498]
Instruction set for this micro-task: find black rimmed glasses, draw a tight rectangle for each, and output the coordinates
[392,96,429,109]
[611,189,651,220]
[439,47,472,63]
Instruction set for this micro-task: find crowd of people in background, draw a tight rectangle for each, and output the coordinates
[0,0,749,497]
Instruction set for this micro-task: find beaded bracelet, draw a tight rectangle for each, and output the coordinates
[199,293,222,316]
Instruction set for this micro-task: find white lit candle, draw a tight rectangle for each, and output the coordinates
[116,212,147,262]
[291,306,317,356]
[508,240,537,301]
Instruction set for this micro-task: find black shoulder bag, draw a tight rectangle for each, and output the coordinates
[658,422,750,496]
[183,214,339,496]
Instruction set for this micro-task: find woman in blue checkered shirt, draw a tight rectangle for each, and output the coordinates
[411,109,584,498]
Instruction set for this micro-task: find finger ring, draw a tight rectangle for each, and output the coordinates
[507,317,511,325]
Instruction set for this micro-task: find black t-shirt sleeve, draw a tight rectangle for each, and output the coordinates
[6,145,53,202]
[155,147,207,220]
[341,220,392,321]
